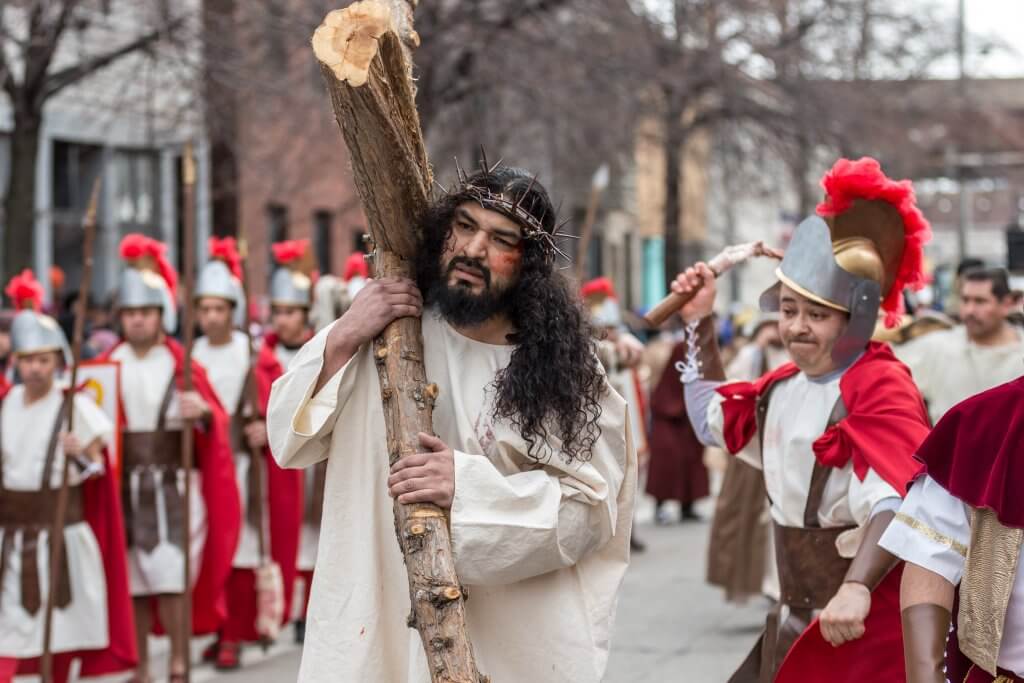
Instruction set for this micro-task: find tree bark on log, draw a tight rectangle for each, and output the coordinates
[312,3,487,682]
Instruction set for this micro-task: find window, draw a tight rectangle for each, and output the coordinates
[267,203,289,285]
[52,140,103,295]
[112,149,159,238]
[314,210,333,275]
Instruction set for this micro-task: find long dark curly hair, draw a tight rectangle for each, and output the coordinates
[416,166,605,464]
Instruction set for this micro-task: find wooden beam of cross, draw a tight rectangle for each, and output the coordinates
[312,3,487,682]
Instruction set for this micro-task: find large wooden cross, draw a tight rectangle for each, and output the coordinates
[312,3,486,682]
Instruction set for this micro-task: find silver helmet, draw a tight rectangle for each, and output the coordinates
[759,158,931,368]
[270,268,312,308]
[195,259,247,328]
[118,267,178,333]
[759,216,881,367]
[11,310,72,366]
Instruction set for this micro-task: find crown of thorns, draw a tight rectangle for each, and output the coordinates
[435,148,575,263]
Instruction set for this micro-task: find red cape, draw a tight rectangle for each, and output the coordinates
[223,333,304,639]
[914,375,1024,528]
[775,566,905,682]
[100,338,241,635]
[716,342,930,493]
[17,449,137,677]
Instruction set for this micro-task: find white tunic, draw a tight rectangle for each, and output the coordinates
[111,343,207,596]
[879,476,1024,676]
[0,384,112,657]
[268,311,636,683]
[194,332,263,568]
[707,368,901,555]
[894,325,1024,424]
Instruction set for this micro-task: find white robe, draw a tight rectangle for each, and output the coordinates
[268,310,636,683]
[706,368,901,556]
[894,325,1024,424]
[0,384,112,657]
[112,343,207,596]
[879,475,1024,676]
[194,332,263,568]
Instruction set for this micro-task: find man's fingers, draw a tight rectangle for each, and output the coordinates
[418,432,445,452]
[397,489,441,505]
[390,453,431,474]
[388,476,431,497]
[388,465,431,486]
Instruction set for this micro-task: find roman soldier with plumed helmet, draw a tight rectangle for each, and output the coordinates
[97,234,240,683]
[261,239,317,642]
[0,270,135,683]
[194,236,301,668]
[674,157,933,682]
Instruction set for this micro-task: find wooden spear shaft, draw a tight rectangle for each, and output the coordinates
[40,178,101,683]
[313,3,485,681]
[179,142,197,683]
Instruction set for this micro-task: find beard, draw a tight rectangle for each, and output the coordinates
[431,256,516,327]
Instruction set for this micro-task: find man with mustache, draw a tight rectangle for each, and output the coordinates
[267,163,635,683]
[894,266,1024,424]
[675,158,932,682]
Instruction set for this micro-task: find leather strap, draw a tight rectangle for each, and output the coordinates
[39,398,72,492]
[901,603,951,683]
[155,374,176,434]
[801,396,847,528]
[844,509,899,590]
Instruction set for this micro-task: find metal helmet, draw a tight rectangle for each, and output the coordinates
[11,310,72,366]
[118,267,178,334]
[270,239,313,308]
[195,259,247,328]
[759,216,882,367]
[270,267,312,308]
[759,158,932,368]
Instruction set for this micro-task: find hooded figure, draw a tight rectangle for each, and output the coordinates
[677,158,933,683]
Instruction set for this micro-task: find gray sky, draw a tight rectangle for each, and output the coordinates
[941,0,1024,77]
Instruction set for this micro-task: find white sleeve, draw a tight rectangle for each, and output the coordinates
[707,393,762,470]
[878,475,971,585]
[847,467,903,526]
[450,385,633,585]
[267,322,364,470]
[72,393,113,447]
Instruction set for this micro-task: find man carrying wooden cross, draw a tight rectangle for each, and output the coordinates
[268,164,637,682]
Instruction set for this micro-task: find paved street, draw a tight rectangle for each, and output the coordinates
[32,495,768,683]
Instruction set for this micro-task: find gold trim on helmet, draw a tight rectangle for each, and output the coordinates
[775,268,849,313]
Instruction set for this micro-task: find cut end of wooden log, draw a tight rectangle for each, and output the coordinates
[312,1,392,87]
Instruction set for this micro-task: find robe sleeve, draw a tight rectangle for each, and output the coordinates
[449,384,632,586]
[878,475,971,585]
[267,322,363,470]
[846,467,902,526]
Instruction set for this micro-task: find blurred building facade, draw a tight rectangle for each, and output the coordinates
[203,0,367,305]
[0,0,208,304]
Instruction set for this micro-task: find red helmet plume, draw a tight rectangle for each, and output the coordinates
[816,157,932,327]
[119,233,178,298]
[5,269,44,311]
[208,236,243,280]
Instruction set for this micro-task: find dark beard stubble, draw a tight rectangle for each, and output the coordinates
[431,255,516,327]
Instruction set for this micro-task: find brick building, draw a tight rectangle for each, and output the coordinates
[203,0,367,304]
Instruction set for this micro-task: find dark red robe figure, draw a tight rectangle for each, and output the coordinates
[98,337,241,636]
[255,333,307,624]
[645,340,708,508]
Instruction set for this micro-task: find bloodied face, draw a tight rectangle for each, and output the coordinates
[433,201,525,327]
